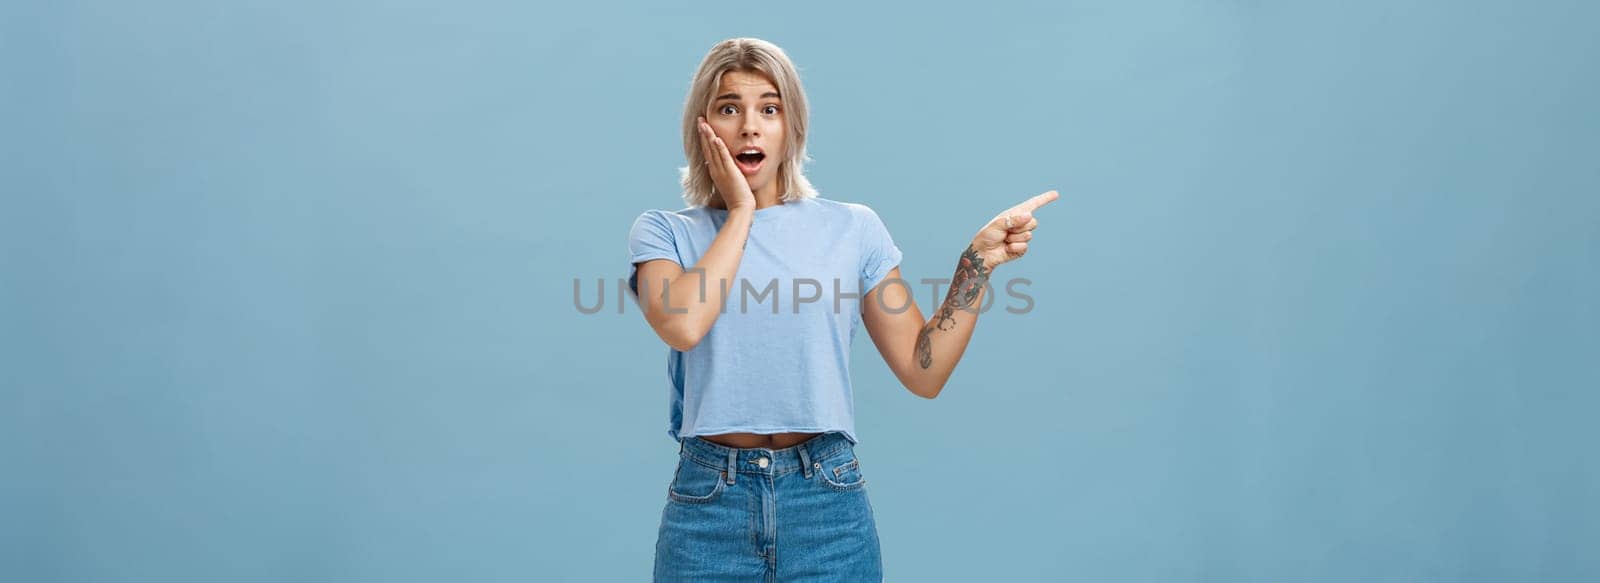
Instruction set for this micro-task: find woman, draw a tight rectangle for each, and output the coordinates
[628,37,1058,581]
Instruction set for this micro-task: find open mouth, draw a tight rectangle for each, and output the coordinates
[734,149,766,174]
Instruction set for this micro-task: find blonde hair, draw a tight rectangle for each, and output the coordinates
[679,38,817,207]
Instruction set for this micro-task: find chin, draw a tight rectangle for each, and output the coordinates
[748,177,775,196]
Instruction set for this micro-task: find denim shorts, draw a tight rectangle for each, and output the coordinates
[653,431,883,582]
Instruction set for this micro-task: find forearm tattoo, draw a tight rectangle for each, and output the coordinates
[915,244,992,369]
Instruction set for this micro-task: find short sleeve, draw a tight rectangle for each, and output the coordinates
[628,210,681,296]
[858,205,903,295]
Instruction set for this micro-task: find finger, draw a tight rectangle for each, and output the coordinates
[1003,211,1034,232]
[1007,241,1028,256]
[713,135,735,165]
[1016,216,1039,232]
[704,123,725,174]
[713,136,740,172]
[992,210,1026,232]
[701,119,730,176]
[698,118,719,170]
[1017,190,1060,213]
[1005,231,1033,243]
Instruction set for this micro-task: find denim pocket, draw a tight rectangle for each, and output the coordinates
[667,456,727,504]
[817,453,867,492]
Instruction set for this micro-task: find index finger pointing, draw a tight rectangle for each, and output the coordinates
[1018,190,1060,213]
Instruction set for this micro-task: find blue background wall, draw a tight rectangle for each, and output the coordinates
[4,1,1596,581]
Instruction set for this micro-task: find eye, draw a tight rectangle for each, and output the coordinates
[762,105,780,115]
[719,104,737,116]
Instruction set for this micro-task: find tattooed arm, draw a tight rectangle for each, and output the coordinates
[860,251,992,399]
[862,191,1059,399]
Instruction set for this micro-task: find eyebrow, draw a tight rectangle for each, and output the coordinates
[714,91,781,101]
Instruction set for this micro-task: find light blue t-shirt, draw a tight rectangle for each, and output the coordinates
[627,196,903,446]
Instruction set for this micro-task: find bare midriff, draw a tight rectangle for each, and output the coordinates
[698,432,822,450]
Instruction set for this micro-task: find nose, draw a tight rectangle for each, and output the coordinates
[740,111,760,138]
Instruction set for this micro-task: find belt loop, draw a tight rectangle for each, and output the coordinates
[725,447,737,485]
[797,442,813,479]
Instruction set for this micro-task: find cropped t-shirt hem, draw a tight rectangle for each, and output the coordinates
[678,426,859,446]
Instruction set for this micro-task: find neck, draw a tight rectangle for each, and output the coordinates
[752,193,783,210]
[751,180,783,209]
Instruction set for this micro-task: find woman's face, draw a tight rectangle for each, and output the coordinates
[705,70,787,198]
